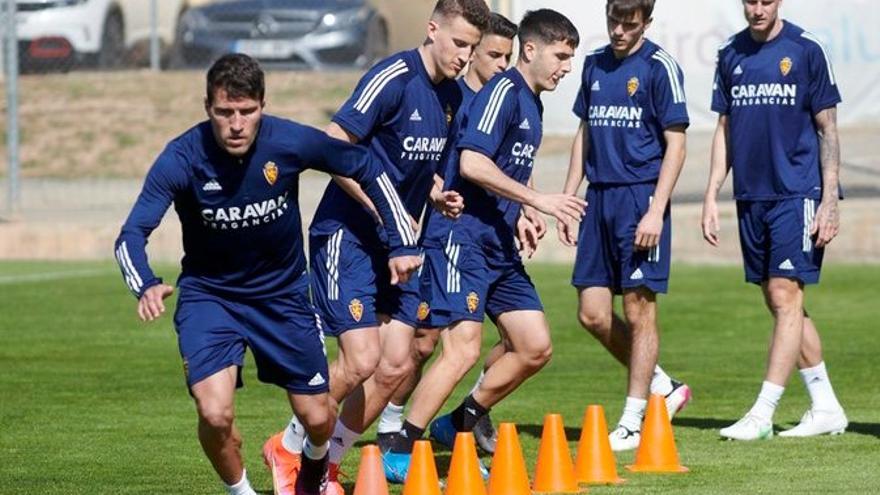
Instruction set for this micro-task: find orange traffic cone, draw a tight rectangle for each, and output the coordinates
[487,423,531,495]
[353,445,390,495]
[445,432,487,495]
[403,440,442,495]
[626,394,689,473]
[574,405,625,485]
[532,414,579,493]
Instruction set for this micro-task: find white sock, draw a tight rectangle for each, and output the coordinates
[283,415,305,454]
[799,361,843,411]
[469,370,486,396]
[650,365,674,396]
[224,469,257,495]
[377,403,405,434]
[328,419,361,465]
[748,381,785,421]
[617,396,648,432]
[303,437,329,460]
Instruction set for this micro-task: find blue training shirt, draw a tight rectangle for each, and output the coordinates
[115,115,416,300]
[310,49,461,246]
[573,39,689,185]
[423,68,543,261]
[712,22,841,200]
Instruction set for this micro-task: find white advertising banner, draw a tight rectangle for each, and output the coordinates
[511,0,880,133]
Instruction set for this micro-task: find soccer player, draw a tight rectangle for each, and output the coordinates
[558,0,690,452]
[705,0,847,441]
[113,54,418,495]
[266,1,489,493]
[383,9,584,483]
[374,11,522,457]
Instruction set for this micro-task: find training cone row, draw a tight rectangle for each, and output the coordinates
[626,393,689,473]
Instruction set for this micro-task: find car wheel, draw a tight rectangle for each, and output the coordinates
[97,11,125,69]
[363,18,388,68]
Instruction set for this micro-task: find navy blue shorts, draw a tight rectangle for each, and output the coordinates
[572,183,671,294]
[309,230,421,336]
[173,277,329,395]
[737,198,824,285]
[418,238,543,328]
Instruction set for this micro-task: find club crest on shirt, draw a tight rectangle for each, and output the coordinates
[263,161,278,186]
[348,298,364,322]
[779,57,793,76]
[417,302,430,321]
[445,104,454,126]
[627,77,639,97]
[466,291,479,314]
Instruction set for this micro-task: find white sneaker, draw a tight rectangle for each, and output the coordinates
[665,380,692,419]
[778,408,848,437]
[719,414,774,441]
[609,425,641,452]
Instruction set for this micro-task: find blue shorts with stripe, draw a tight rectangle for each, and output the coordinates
[737,198,824,285]
[309,230,421,336]
[172,275,329,395]
[418,239,543,328]
[572,183,671,294]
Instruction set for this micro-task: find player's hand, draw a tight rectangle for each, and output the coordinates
[812,199,839,248]
[556,217,578,247]
[532,193,587,229]
[516,214,540,259]
[431,189,465,219]
[635,210,663,251]
[701,197,721,247]
[408,214,420,234]
[388,255,422,285]
[137,283,174,322]
[522,204,547,240]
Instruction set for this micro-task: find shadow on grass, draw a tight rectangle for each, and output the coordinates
[670,417,739,430]
[843,422,880,439]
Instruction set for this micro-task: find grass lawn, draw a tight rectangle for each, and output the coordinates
[1,261,877,494]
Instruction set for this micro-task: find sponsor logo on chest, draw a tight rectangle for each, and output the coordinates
[200,192,290,231]
[400,136,447,162]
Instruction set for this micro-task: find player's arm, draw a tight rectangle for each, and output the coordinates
[812,106,841,248]
[557,120,588,246]
[324,121,383,221]
[701,114,731,247]
[634,125,687,250]
[516,176,546,258]
[429,173,464,220]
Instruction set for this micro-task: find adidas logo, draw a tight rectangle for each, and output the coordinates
[399,430,408,438]
[202,179,222,192]
[465,407,477,416]
[778,259,795,270]
[591,80,601,91]
[519,118,530,130]
[733,65,743,75]
[308,372,326,386]
[409,109,422,121]
[630,268,644,280]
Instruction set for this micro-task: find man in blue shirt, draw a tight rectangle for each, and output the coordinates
[383,9,585,483]
[114,54,417,495]
[559,0,690,452]
[704,0,847,441]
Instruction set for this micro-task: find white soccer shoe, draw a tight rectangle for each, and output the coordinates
[665,380,692,419]
[609,425,641,452]
[778,408,848,437]
[719,414,774,441]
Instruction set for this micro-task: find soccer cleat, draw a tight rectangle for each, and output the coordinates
[719,414,774,441]
[778,408,848,437]
[382,451,411,484]
[294,453,328,495]
[429,414,489,479]
[263,432,301,495]
[665,380,692,419]
[321,463,345,495]
[473,413,498,455]
[608,425,641,452]
[376,432,395,453]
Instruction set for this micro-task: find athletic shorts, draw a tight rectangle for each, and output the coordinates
[309,229,421,336]
[572,183,671,294]
[737,197,824,285]
[417,238,543,328]
[173,276,329,394]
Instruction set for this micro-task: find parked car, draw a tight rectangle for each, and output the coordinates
[15,0,188,71]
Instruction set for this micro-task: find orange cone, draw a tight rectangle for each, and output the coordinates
[487,423,531,495]
[445,432,487,495]
[532,414,579,493]
[574,405,625,485]
[626,394,689,473]
[403,440,442,495]
[353,445,390,495]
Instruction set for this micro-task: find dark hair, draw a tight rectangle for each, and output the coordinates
[205,53,265,105]
[606,0,655,20]
[432,0,490,32]
[518,9,580,53]
[486,12,517,40]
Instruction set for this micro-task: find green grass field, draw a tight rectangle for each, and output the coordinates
[1,261,878,494]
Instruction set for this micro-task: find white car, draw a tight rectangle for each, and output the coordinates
[15,0,189,71]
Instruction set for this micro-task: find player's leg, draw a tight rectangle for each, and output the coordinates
[578,286,629,365]
[469,336,508,454]
[329,328,381,405]
[287,392,335,495]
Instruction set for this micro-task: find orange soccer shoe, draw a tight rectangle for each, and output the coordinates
[263,432,302,495]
